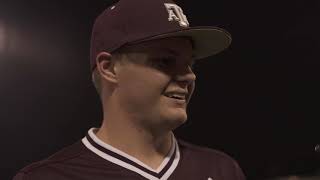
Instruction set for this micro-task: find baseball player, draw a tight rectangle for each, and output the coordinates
[13,0,246,179]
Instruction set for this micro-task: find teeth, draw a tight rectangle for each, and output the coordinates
[167,93,185,100]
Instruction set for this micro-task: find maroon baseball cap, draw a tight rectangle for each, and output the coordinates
[90,0,232,71]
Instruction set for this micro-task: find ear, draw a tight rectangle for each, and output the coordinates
[96,52,118,84]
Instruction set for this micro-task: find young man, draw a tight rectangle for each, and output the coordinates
[13,0,246,179]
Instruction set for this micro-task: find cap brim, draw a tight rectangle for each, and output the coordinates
[130,26,232,60]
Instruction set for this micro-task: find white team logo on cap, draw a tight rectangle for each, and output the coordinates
[164,3,189,27]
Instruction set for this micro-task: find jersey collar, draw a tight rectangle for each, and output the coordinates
[82,128,180,180]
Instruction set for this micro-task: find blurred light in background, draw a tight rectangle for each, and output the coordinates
[0,16,77,73]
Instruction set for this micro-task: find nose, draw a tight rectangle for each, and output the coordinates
[173,64,196,85]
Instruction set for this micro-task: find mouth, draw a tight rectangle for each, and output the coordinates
[163,93,187,103]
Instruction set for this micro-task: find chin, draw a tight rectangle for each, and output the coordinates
[161,111,187,130]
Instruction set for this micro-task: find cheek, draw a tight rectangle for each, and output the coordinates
[118,68,170,105]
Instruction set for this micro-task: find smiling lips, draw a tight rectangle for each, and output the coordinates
[163,91,188,105]
[164,92,186,100]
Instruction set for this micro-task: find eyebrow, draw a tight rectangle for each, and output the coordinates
[159,47,195,61]
[158,48,180,56]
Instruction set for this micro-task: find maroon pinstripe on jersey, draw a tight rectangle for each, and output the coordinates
[13,128,246,180]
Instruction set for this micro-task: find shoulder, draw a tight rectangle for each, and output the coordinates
[177,138,246,180]
[178,138,236,161]
[13,140,88,180]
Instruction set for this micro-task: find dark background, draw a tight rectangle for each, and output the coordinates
[0,0,319,180]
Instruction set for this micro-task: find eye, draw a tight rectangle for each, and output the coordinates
[151,56,176,68]
[190,60,195,67]
[187,60,196,70]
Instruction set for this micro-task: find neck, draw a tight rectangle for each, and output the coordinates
[95,111,173,170]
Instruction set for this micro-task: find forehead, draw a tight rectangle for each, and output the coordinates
[123,37,193,56]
